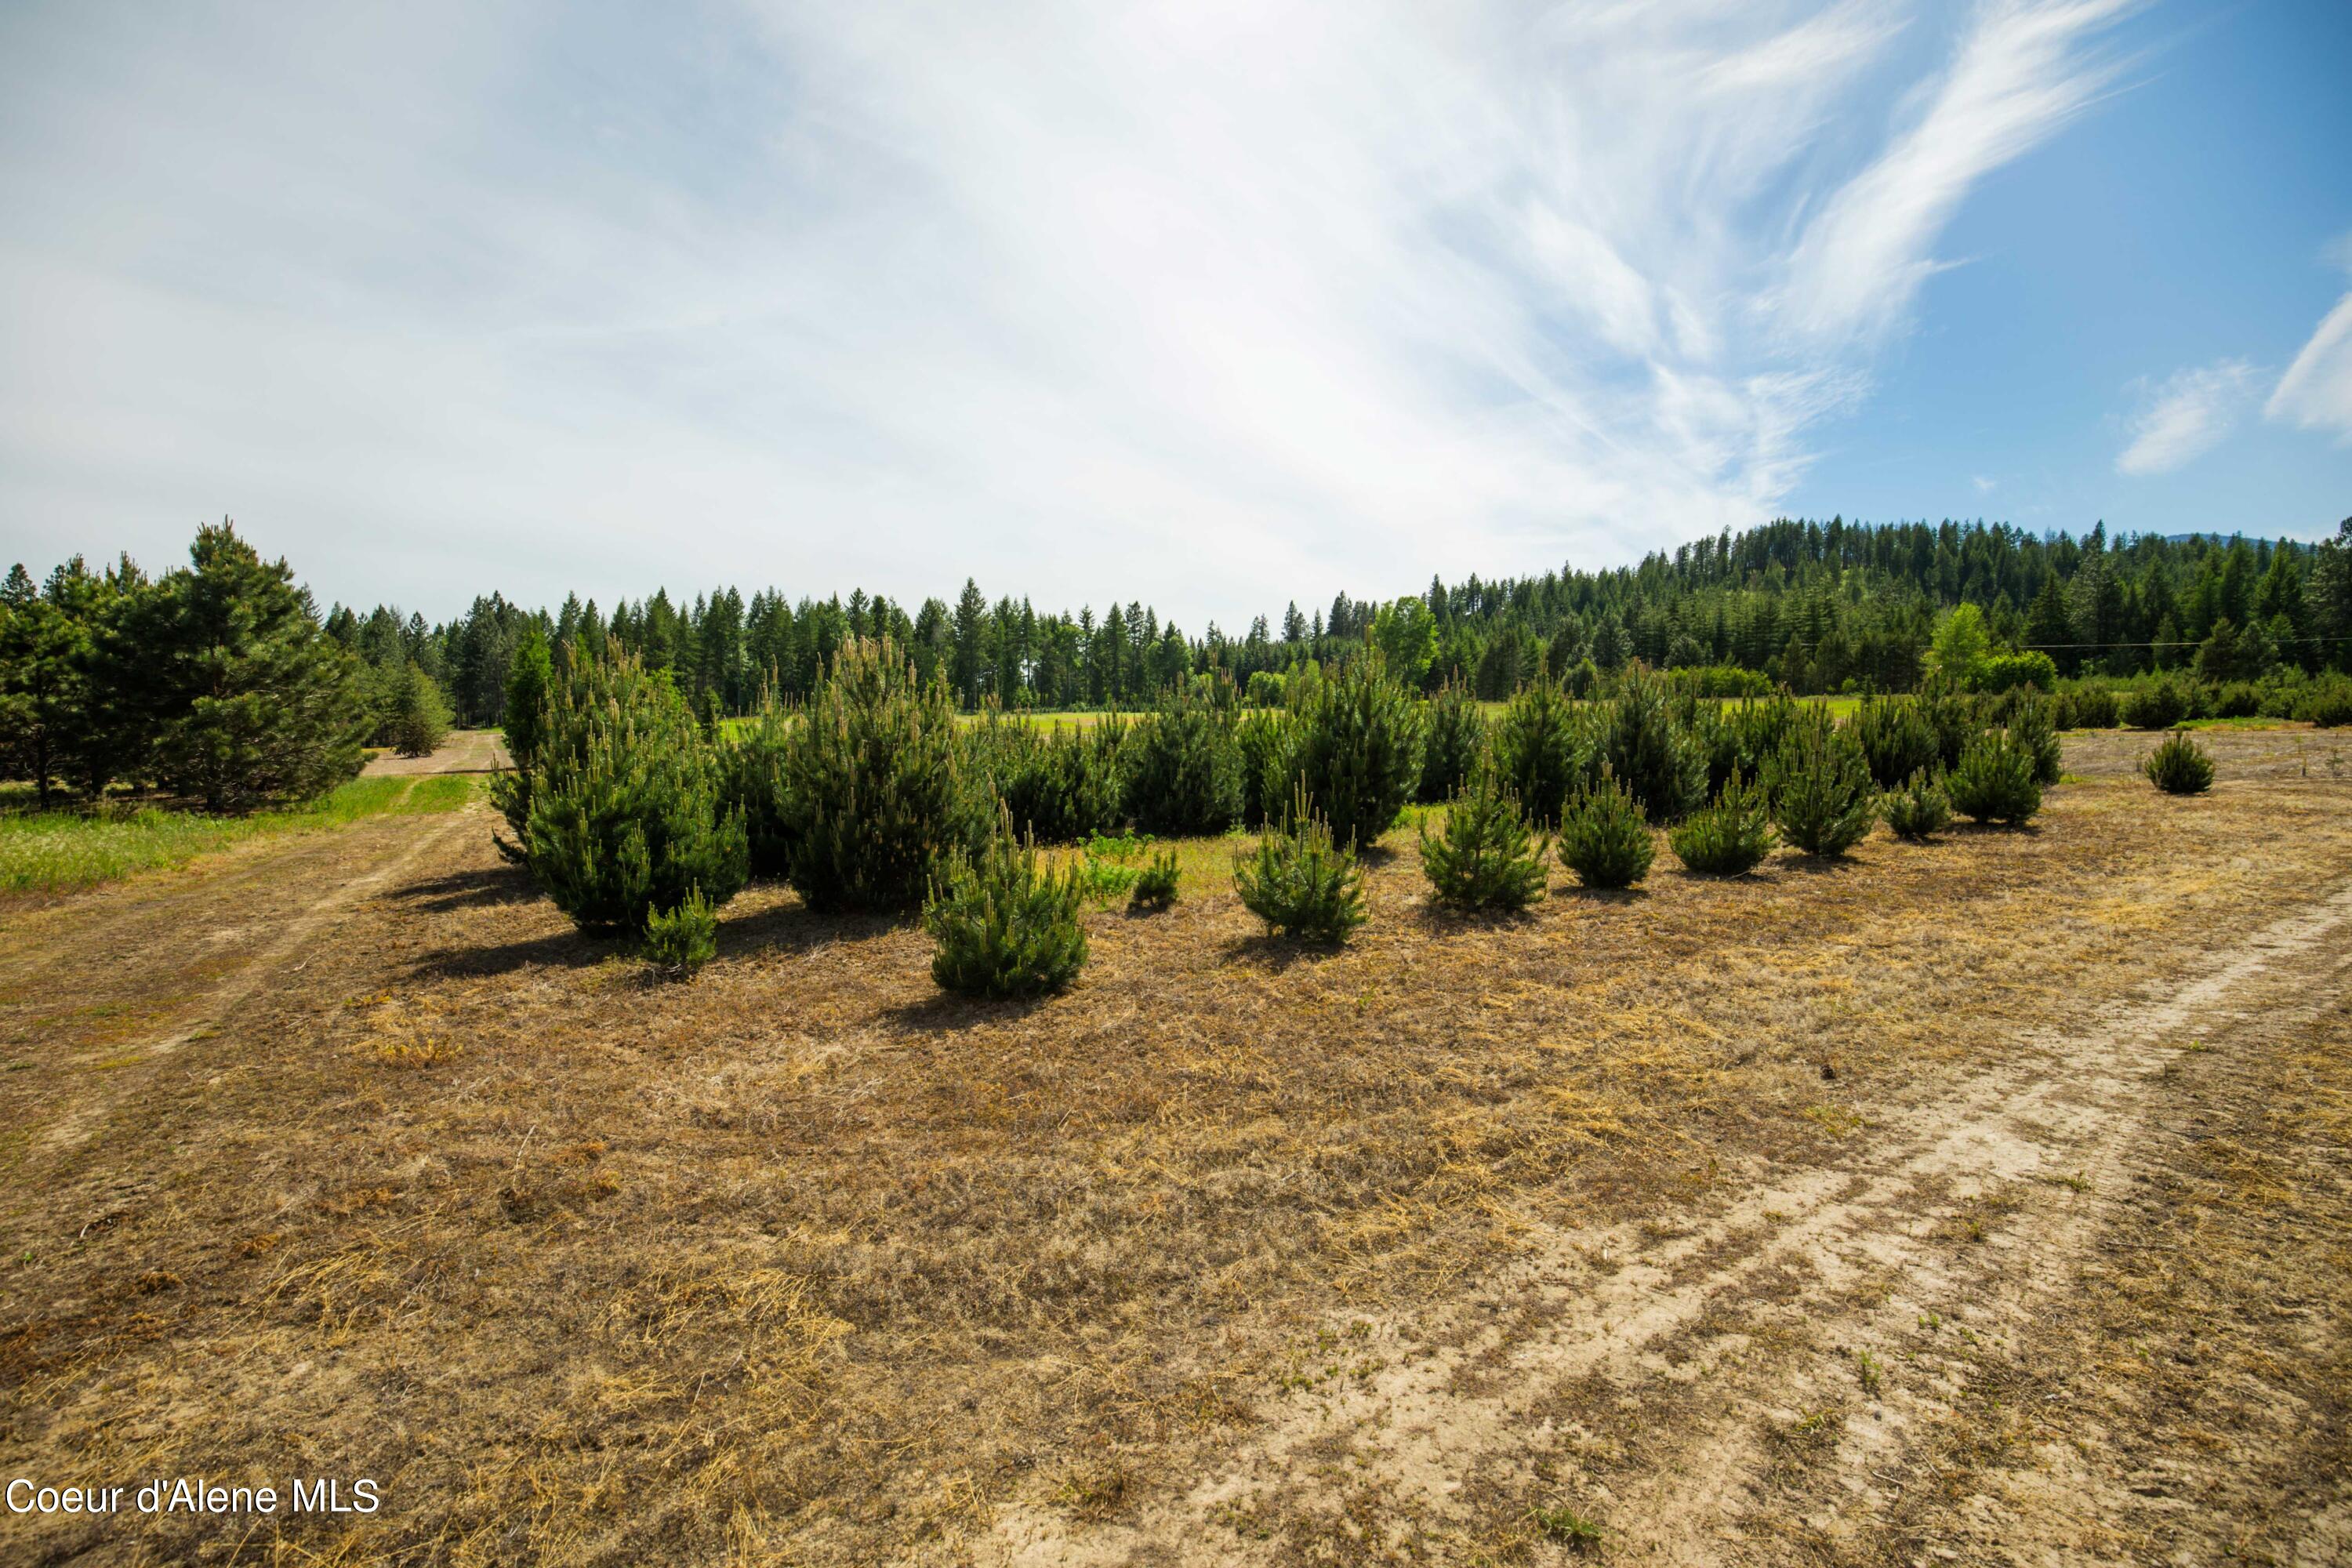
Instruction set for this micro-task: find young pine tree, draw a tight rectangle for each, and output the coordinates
[1599,663,1708,823]
[522,646,750,932]
[1766,710,1878,856]
[1123,684,1244,835]
[1416,677,1488,804]
[386,662,452,757]
[2008,695,2064,786]
[1291,655,1425,850]
[924,804,1090,997]
[1418,766,1550,910]
[2142,731,2215,795]
[1558,770,1655,889]
[1881,768,1954,840]
[1944,730,2043,824]
[1668,768,1776,875]
[1491,673,1595,829]
[784,635,978,914]
[1233,781,1367,942]
[1851,695,1940,790]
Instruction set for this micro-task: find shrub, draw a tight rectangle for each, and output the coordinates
[1851,695,1940,790]
[1129,848,1180,911]
[2008,696,2063,786]
[641,887,720,978]
[1945,731,2042,824]
[2302,677,2352,728]
[2207,681,2261,720]
[1558,771,1654,889]
[1291,656,1425,849]
[1123,687,1243,836]
[1881,768,1952,840]
[924,808,1089,997]
[1417,679,1488,804]
[1233,783,1367,942]
[522,646,750,933]
[2142,731,2215,795]
[1491,675,1595,828]
[1599,663,1707,823]
[785,636,977,915]
[1668,768,1774,875]
[1418,768,1550,910]
[1244,670,1286,706]
[2121,679,2190,730]
[1766,710,1877,857]
[1974,650,2059,694]
[1667,665,1773,699]
[2061,685,2121,729]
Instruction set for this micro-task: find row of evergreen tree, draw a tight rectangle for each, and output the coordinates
[328,517,2352,724]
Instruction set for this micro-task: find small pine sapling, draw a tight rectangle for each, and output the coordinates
[1129,848,1181,911]
[924,806,1089,997]
[2008,696,2063,786]
[1417,768,1551,911]
[1558,770,1655,889]
[1944,730,2043,824]
[1668,768,1775,875]
[1766,711,1878,857]
[1233,782,1367,942]
[641,887,720,979]
[1881,768,1952,841]
[2142,731,2215,795]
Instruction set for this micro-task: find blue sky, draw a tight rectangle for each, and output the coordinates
[1,0,2347,629]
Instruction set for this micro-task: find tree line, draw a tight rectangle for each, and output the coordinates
[5,514,2349,811]
[328,517,2352,728]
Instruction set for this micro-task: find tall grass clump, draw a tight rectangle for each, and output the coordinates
[2142,731,2215,795]
[1668,768,1774,875]
[641,887,720,979]
[1233,782,1367,942]
[1766,709,1877,857]
[782,636,977,915]
[1491,673,1595,829]
[1290,655,1425,849]
[1418,767,1550,911]
[924,805,1088,997]
[1416,677,1488,805]
[1599,663,1706,823]
[1557,770,1654,889]
[521,646,749,933]
[1945,730,2042,824]
[1881,769,1952,840]
[1123,685,1243,836]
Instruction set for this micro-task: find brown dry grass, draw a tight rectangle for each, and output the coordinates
[1,728,2347,1565]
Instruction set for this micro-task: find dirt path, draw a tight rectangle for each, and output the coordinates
[984,877,2352,1567]
[361,728,509,775]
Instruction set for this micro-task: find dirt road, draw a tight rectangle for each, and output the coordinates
[361,728,509,775]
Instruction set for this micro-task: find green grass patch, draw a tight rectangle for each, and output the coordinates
[0,775,480,896]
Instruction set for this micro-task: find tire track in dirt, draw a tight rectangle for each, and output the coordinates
[981,880,2352,1566]
[34,806,485,1152]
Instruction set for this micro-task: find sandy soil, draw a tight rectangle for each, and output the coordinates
[361,729,510,775]
[0,725,2345,1566]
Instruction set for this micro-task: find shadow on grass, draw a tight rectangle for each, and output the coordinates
[407,926,619,978]
[1410,899,1544,933]
[877,989,1058,1035]
[1555,882,1650,903]
[719,895,906,958]
[391,864,539,912]
[1218,931,1353,972]
[1949,819,2044,838]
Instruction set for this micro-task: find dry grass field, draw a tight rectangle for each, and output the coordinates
[2,727,2348,1566]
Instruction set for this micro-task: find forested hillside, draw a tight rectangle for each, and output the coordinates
[324,517,2351,726]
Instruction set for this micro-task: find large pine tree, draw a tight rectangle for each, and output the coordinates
[100,521,367,812]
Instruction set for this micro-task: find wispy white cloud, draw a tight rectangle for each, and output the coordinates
[1973,474,1998,493]
[2118,359,2259,476]
[0,0,2137,622]
[2266,234,2352,445]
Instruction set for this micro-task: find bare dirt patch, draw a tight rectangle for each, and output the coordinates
[1,728,2346,1566]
